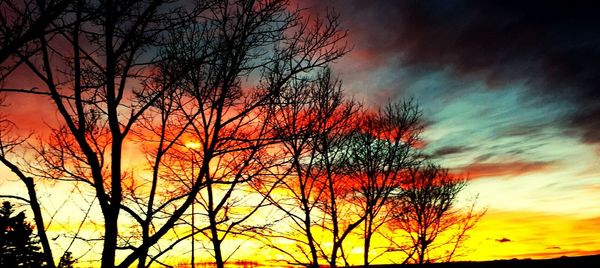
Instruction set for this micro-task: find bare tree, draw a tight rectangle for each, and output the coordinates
[256,68,358,267]
[0,97,55,267]
[307,82,363,268]
[344,100,423,266]
[156,2,348,267]
[388,162,484,265]
[1,0,348,267]
[0,1,484,267]
[1,0,209,266]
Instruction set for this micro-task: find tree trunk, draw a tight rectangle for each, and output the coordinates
[305,219,319,268]
[24,177,56,268]
[207,180,224,268]
[364,227,372,266]
[101,211,118,268]
[418,236,427,265]
[102,0,121,265]
[210,232,224,268]
[137,252,147,268]
[363,211,374,267]
[137,225,149,268]
[330,244,338,268]
[102,139,123,268]
[299,184,319,267]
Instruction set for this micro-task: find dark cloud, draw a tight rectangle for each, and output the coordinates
[304,0,600,143]
[496,237,512,243]
[499,123,551,138]
[431,145,473,158]
[473,153,494,162]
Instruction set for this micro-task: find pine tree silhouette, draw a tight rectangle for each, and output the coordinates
[0,201,46,267]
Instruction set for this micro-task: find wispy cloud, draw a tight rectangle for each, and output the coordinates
[455,160,557,180]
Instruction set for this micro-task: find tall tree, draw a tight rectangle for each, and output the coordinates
[344,100,423,266]
[3,0,213,266]
[1,0,348,267]
[309,79,362,268]
[259,68,358,267]
[155,2,348,267]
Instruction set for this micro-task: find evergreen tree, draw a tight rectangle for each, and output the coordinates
[0,201,46,267]
[58,252,75,268]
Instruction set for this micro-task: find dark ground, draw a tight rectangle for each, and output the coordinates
[370,254,600,268]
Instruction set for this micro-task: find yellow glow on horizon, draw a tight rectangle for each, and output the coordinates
[457,210,600,261]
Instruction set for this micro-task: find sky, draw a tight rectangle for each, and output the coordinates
[1,0,600,265]
[295,0,600,261]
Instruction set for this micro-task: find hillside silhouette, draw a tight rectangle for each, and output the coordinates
[371,254,600,268]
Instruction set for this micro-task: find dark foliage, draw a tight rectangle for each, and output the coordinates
[58,251,75,268]
[0,201,46,267]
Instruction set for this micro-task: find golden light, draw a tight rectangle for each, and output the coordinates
[185,141,202,149]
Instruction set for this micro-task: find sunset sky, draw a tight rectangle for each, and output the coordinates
[294,0,600,261]
[1,0,600,265]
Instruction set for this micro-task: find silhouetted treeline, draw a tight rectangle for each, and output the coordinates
[0,0,483,267]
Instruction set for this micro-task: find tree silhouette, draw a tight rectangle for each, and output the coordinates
[258,68,359,267]
[136,2,347,267]
[58,251,75,268]
[0,0,484,266]
[344,100,423,266]
[388,162,484,264]
[1,0,347,267]
[0,201,46,267]
[309,78,362,268]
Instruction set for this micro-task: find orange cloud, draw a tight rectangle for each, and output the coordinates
[455,160,557,179]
